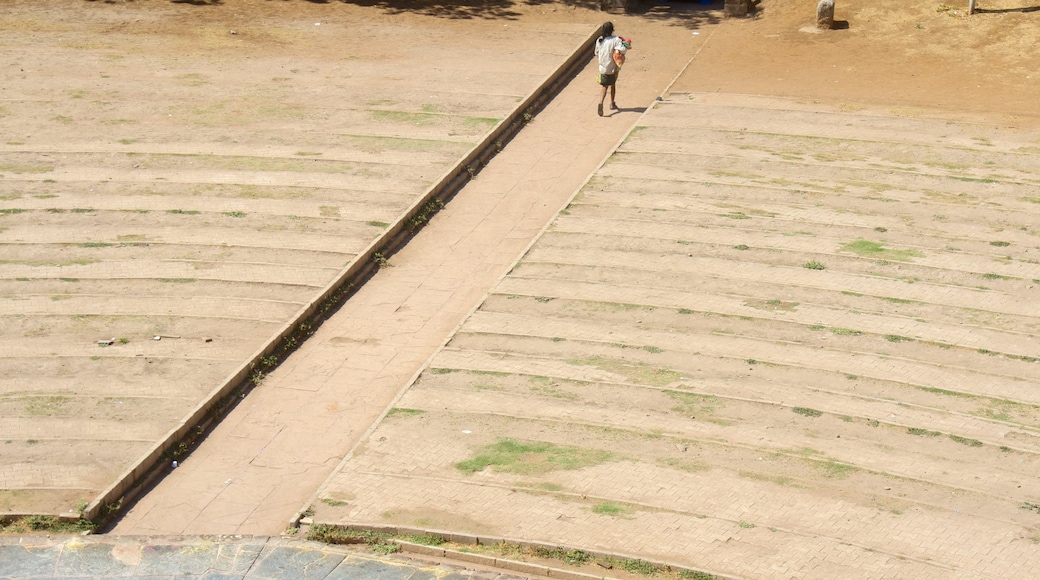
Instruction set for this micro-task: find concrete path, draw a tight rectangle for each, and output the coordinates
[111,16,705,536]
[0,536,524,580]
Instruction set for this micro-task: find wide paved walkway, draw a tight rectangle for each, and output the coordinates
[112,15,705,536]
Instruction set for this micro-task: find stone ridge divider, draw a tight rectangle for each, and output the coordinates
[76,27,603,528]
[303,523,741,580]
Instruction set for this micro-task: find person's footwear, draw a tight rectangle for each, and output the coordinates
[597,103,603,117]
[610,102,620,111]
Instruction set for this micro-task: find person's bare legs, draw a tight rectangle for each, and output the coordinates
[598,84,607,116]
[609,84,617,110]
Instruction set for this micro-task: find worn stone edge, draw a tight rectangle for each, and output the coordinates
[286,25,603,531]
[308,523,742,580]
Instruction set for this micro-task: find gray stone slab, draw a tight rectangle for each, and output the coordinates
[324,556,420,580]
[53,543,132,577]
[246,545,345,580]
[212,544,266,575]
[0,544,63,578]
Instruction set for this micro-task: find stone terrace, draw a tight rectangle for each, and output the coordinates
[311,94,1040,579]
[0,1,589,516]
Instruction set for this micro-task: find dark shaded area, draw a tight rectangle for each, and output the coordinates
[974,4,1040,12]
[74,0,725,27]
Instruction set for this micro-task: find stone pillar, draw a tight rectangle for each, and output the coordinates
[817,0,835,29]
[724,0,749,18]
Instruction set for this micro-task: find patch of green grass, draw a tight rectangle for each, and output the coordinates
[371,110,439,126]
[720,212,751,220]
[534,546,593,565]
[830,327,861,336]
[667,390,720,416]
[981,273,1011,280]
[367,220,390,228]
[464,116,499,130]
[592,502,626,516]
[455,438,614,475]
[916,385,974,399]
[734,244,750,250]
[884,334,914,343]
[1,515,95,535]
[990,241,1010,247]
[792,407,822,417]
[25,395,72,416]
[813,459,858,479]
[803,260,826,270]
[166,209,201,215]
[294,151,323,156]
[658,457,709,473]
[570,356,680,387]
[738,521,755,529]
[907,427,941,437]
[745,299,798,312]
[948,434,983,447]
[222,211,246,218]
[400,533,444,546]
[841,239,923,261]
[618,558,659,576]
[385,407,424,418]
[307,524,393,546]
[320,498,349,507]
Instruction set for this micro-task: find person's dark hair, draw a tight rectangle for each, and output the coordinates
[601,21,614,37]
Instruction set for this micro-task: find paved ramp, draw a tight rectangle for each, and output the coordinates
[112,14,705,537]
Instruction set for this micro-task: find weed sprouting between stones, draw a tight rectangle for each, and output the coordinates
[948,434,983,447]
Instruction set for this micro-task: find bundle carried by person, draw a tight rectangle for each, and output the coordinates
[613,37,632,68]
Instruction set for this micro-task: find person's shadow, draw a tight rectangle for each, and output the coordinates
[608,106,648,116]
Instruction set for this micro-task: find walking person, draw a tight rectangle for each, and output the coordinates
[594,21,628,117]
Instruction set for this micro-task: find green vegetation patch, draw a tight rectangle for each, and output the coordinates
[1,515,95,535]
[667,390,720,416]
[745,299,798,312]
[570,356,680,387]
[455,438,614,475]
[371,110,439,126]
[840,239,923,261]
[948,434,983,447]
[385,407,424,419]
[907,427,941,437]
[592,502,627,516]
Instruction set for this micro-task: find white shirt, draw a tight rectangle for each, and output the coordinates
[595,36,627,75]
